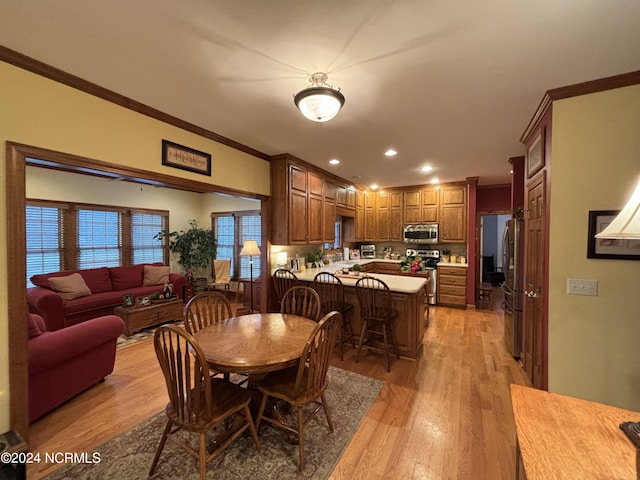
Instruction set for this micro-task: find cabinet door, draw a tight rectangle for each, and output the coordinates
[325,179,336,201]
[421,187,440,223]
[439,185,466,242]
[377,209,390,240]
[346,188,356,209]
[335,184,347,206]
[308,171,324,198]
[355,206,364,241]
[364,209,376,241]
[390,192,403,241]
[289,165,307,194]
[323,198,336,243]
[289,191,308,244]
[308,194,323,244]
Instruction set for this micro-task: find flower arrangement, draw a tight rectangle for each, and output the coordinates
[400,255,428,273]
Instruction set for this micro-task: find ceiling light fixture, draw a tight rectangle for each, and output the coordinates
[385,149,397,157]
[329,159,340,165]
[421,165,433,173]
[370,184,379,190]
[294,72,345,122]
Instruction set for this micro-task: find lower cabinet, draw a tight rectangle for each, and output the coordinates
[437,266,467,308]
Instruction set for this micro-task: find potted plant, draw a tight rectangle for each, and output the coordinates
[155,219,217,281]
[305,249,323,268]
[352,263,362,276]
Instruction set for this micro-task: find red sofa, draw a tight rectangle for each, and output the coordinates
[27,263,186,331]
[28,313,125,422]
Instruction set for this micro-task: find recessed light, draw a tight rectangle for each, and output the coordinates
[384,149,397,157]
[329,159,340,165]
[430,178,440,184]
[421,165,433,173]
[370,184,379,190]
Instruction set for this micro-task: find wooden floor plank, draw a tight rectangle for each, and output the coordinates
[27,291,531,480]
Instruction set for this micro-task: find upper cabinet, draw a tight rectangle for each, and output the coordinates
[403,187,439,224]
[439,183,467,243]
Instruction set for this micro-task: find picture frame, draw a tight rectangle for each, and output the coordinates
[136,296,151,307]
[527,128,545,178]
[122,293,135,308]
[587,210,640,260]
[162,139,211,176]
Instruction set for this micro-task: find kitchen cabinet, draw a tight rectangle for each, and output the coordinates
[363,191,377,241]
[323,179,336,243]
[390,191,403,241]
[437,265,467,307]
[421,186,439,223]
[404,190,421,223]
[439,183,467,243]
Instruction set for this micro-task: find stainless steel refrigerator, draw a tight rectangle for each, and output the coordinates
[501,217,524,358]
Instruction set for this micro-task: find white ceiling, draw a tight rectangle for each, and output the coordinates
[1,0,640,188]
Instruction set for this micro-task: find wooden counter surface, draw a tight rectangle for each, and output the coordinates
[511,384,640,479]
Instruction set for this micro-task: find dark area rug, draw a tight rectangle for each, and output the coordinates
[44,367,383,480]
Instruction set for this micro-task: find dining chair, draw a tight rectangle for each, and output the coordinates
[313,272,356,360]
[280,285,322,322]
[354,276,400,372]
[184,291,239,382]
[273,268,298,305]
[208,259,231,293]
[149,325,260,480]
[255,311,342,471]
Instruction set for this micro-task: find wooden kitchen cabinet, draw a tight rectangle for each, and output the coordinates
[421,186,439,223]
[363,191,377,241]
[437,265,467,307]
[404,189,421,223]
[439,183,467,243]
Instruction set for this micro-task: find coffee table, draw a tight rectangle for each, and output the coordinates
[114,298,184,336]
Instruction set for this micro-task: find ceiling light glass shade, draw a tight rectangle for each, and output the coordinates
[595,178,640,239]
[294,72,345,122]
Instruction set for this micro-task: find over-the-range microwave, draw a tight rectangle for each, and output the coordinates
[403,224,439,244]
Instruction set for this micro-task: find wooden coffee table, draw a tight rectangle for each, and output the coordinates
[114,298,184,336]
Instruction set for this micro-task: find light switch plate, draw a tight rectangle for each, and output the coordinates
[567,278,598,296]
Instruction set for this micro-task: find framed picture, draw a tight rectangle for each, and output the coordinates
[527,128,545,178]
[587,210,640,260]
[136,296,151,307]
[162,139,211,176]
[122,293,135,307]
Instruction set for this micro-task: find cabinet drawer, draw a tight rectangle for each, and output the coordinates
[438,294,466,306]
[439,285,466,296]
[438,274,467,287]
[438,266,467,276]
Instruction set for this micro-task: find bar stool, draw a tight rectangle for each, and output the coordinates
[313,272,356,360]
[354,277,400,372]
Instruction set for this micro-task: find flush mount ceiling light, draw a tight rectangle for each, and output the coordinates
[294,72,345,122]
[384,149,398,157]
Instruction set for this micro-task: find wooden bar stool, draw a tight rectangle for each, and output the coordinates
[354,277,400,372]
[476,282,493,310]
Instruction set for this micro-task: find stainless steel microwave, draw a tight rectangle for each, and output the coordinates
[403,224,439,244]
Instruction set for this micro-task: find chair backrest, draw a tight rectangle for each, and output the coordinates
[313,272,345,314]
[355,276,392,319]
[213,259,231,284]
[154,325,213,426]
[280,286,322,322]
[184,291,232,334]
[273,269,298,302]
[293,311,342,398]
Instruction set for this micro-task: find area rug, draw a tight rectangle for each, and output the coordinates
[44,367,383,480]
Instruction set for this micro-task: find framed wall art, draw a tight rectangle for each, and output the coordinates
[587,210,640,260]
[527,128,545,178]
[162,139,211,176]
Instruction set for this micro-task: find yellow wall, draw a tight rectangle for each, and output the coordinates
[548,84,640,409]
[0,61,270,432]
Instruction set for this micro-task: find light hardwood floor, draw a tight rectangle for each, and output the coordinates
[27,291,531,479]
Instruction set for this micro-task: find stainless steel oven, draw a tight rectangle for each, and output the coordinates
[360,244,376,259]
[403,224,438,244]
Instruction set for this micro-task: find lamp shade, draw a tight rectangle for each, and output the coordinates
[240,239,261,256]
[294,86,345,122]
[595,178,640,239]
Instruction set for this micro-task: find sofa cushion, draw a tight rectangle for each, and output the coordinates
[78,267,112,293]
[110,264,144,291]
[48,273,92,301]
[27,313,42,338]
[143,265,170,286]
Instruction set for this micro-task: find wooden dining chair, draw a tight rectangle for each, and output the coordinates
[313,272,356,360]
[149,325,260,480]
[255,311,342,471]
[273,268,298,305]
[355,276,400,372]
[280,285,322,322]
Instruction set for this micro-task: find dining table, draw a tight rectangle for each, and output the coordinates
[194,312,317,377]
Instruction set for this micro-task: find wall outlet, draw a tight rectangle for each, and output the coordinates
[567,278,598,296]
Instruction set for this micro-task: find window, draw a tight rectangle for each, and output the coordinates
[212,211,261,279]
[26,199,168,287]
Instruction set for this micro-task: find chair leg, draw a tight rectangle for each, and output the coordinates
[199,432,207,480]
[297,406,305,472]
[355,320,369,363]
[320,392,334,432]
[255,392,269,430]
[244,405,261,450]
[149,419,172,476]
[381,321,391,372]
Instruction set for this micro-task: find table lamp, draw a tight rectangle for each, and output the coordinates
[595,178,640,239]
[240,239,261,312]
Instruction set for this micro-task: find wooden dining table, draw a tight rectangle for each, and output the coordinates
[194,312,317,377]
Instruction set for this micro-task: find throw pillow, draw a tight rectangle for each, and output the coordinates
[27,314,42,338]
[48,273,92,301]
[143,265,170,286]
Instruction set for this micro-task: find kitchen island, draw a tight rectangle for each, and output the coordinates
[282,260,428,360]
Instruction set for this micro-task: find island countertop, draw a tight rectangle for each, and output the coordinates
[284,260,427,294]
